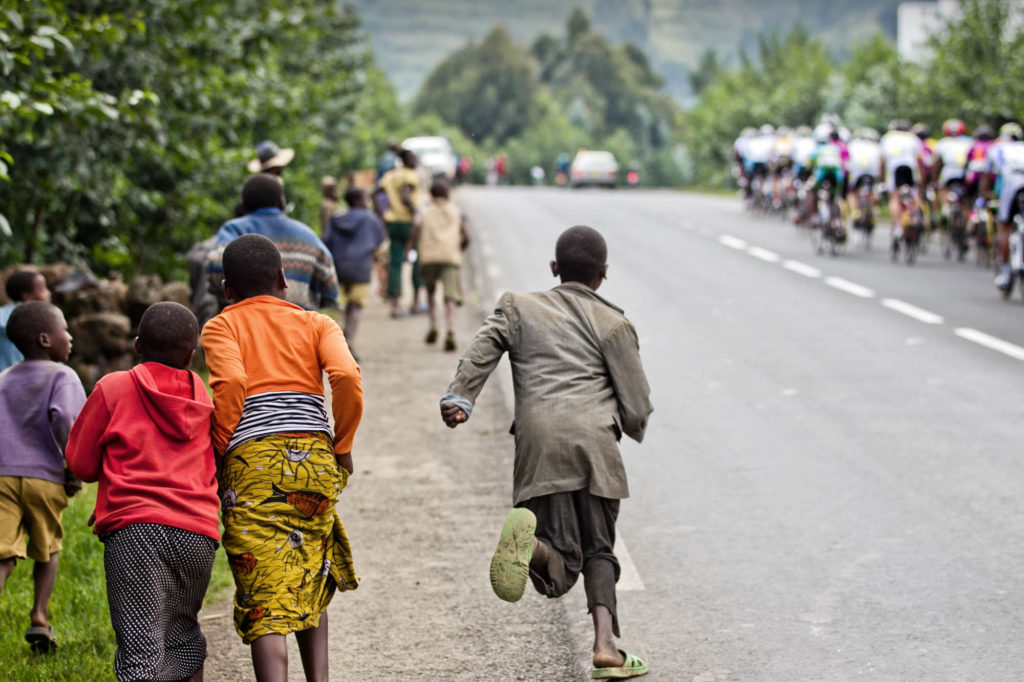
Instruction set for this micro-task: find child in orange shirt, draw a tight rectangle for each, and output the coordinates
[201,234,363,680]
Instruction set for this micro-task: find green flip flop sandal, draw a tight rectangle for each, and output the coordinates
[591,650,649,679]
[489,508,536,602]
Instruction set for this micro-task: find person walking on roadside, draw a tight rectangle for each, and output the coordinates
[0,302,86,654]
[406,179,469,352]
[202,235,362,682]
[66,303,220,682]
[440,225,654,679]
[318,176,341,237]
[375,140,401,182]
[0,270,52,372]
[376,149,426,317]
[323,186,387,359]
[248,140,294,177]
[206,174,339,311]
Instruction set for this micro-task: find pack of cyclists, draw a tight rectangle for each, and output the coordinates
[733,114,1024,297]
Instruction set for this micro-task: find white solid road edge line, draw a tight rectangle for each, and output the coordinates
[614,536,645,591]
[824,276,875,299]
[782,259,823,278]
[719,235,748,250]
[954,328,1024,361]
[747,246,781,263]
[881,298,945,325]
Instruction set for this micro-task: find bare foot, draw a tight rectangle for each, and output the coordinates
[593,649,625,669]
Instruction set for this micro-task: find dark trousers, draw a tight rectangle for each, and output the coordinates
[520,490,622,636]
[386,221,422,299]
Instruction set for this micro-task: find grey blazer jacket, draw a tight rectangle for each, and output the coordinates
[444,282,653,504]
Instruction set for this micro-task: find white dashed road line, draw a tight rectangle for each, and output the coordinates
[719,235,748,250]
[782,259,823,278]
[824,276,875,299]
[954,328,1024,361]
[881,298,945,325]
[747,246,781,263]
[715,232,1024,363]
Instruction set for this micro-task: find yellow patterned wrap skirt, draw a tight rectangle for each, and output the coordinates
[220,432,358,643]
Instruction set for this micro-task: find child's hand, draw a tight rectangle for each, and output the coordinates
[336,451,354,474]
[441,404,468,428]
[63,469,83,498]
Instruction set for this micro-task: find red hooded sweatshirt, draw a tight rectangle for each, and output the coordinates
[66,362,220,540]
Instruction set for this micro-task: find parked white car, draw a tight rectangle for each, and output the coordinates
[569,150,619,188]
[401,136,457,181]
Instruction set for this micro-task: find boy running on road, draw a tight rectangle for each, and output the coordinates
[441,225,653,679]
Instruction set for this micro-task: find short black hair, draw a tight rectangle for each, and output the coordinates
[6,301,61,355]
[343,186,366,207]
[223,234,282,299]
[430,179,450,199]
[399,149,417,167]
[5,270,42,302]
[555,225,607,283]
[138,302,198,366]
[241,173,285,213]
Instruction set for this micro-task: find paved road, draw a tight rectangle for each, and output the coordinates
[458,186,1024,681]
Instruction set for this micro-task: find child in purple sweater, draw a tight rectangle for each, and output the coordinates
[0,301,86,652]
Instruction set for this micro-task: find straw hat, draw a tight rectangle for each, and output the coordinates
[248,140,295,173]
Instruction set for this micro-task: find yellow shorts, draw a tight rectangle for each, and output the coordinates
[341,282,370,308]
[0,476,67,562]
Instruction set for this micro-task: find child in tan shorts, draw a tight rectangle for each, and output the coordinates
[0,301,86,652]
[406,179,469,352]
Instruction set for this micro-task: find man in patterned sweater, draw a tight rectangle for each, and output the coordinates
[206,173,339,311]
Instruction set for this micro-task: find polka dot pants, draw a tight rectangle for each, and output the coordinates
[101,524,217,682]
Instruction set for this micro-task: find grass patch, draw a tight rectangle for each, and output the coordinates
[1,484,232,681]
[0,486,114,681]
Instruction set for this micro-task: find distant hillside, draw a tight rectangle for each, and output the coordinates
[352,0,903,102]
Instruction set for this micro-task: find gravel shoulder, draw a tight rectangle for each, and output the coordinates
[200,250,587,679]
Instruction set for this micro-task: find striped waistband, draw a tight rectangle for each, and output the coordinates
[227,391,332,452]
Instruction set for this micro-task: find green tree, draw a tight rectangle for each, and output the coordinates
[413,26,537,144]
[688,48,722,95]
[920,0,1024,126]
[685,25,834,186]
[566,8,590,45]
[839,33,906,130]
[0,1,395,277]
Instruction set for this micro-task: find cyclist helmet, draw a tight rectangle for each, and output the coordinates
[740,127,757,138]
[812,123,832,143]
[999,122,1022,140]
[888,119,911,132]
[942,118,966,137]
[796,125,813,137]
[759,124,775,135]
[776,125,792,137]
[974,124,995,141]
[911,122,930,140]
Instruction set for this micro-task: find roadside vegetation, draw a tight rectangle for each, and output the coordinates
[6,1,1024,278]
[409,9,687,187]
[687,0,1024,186]
[405,0,1024,190]
[0,1,401,279]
